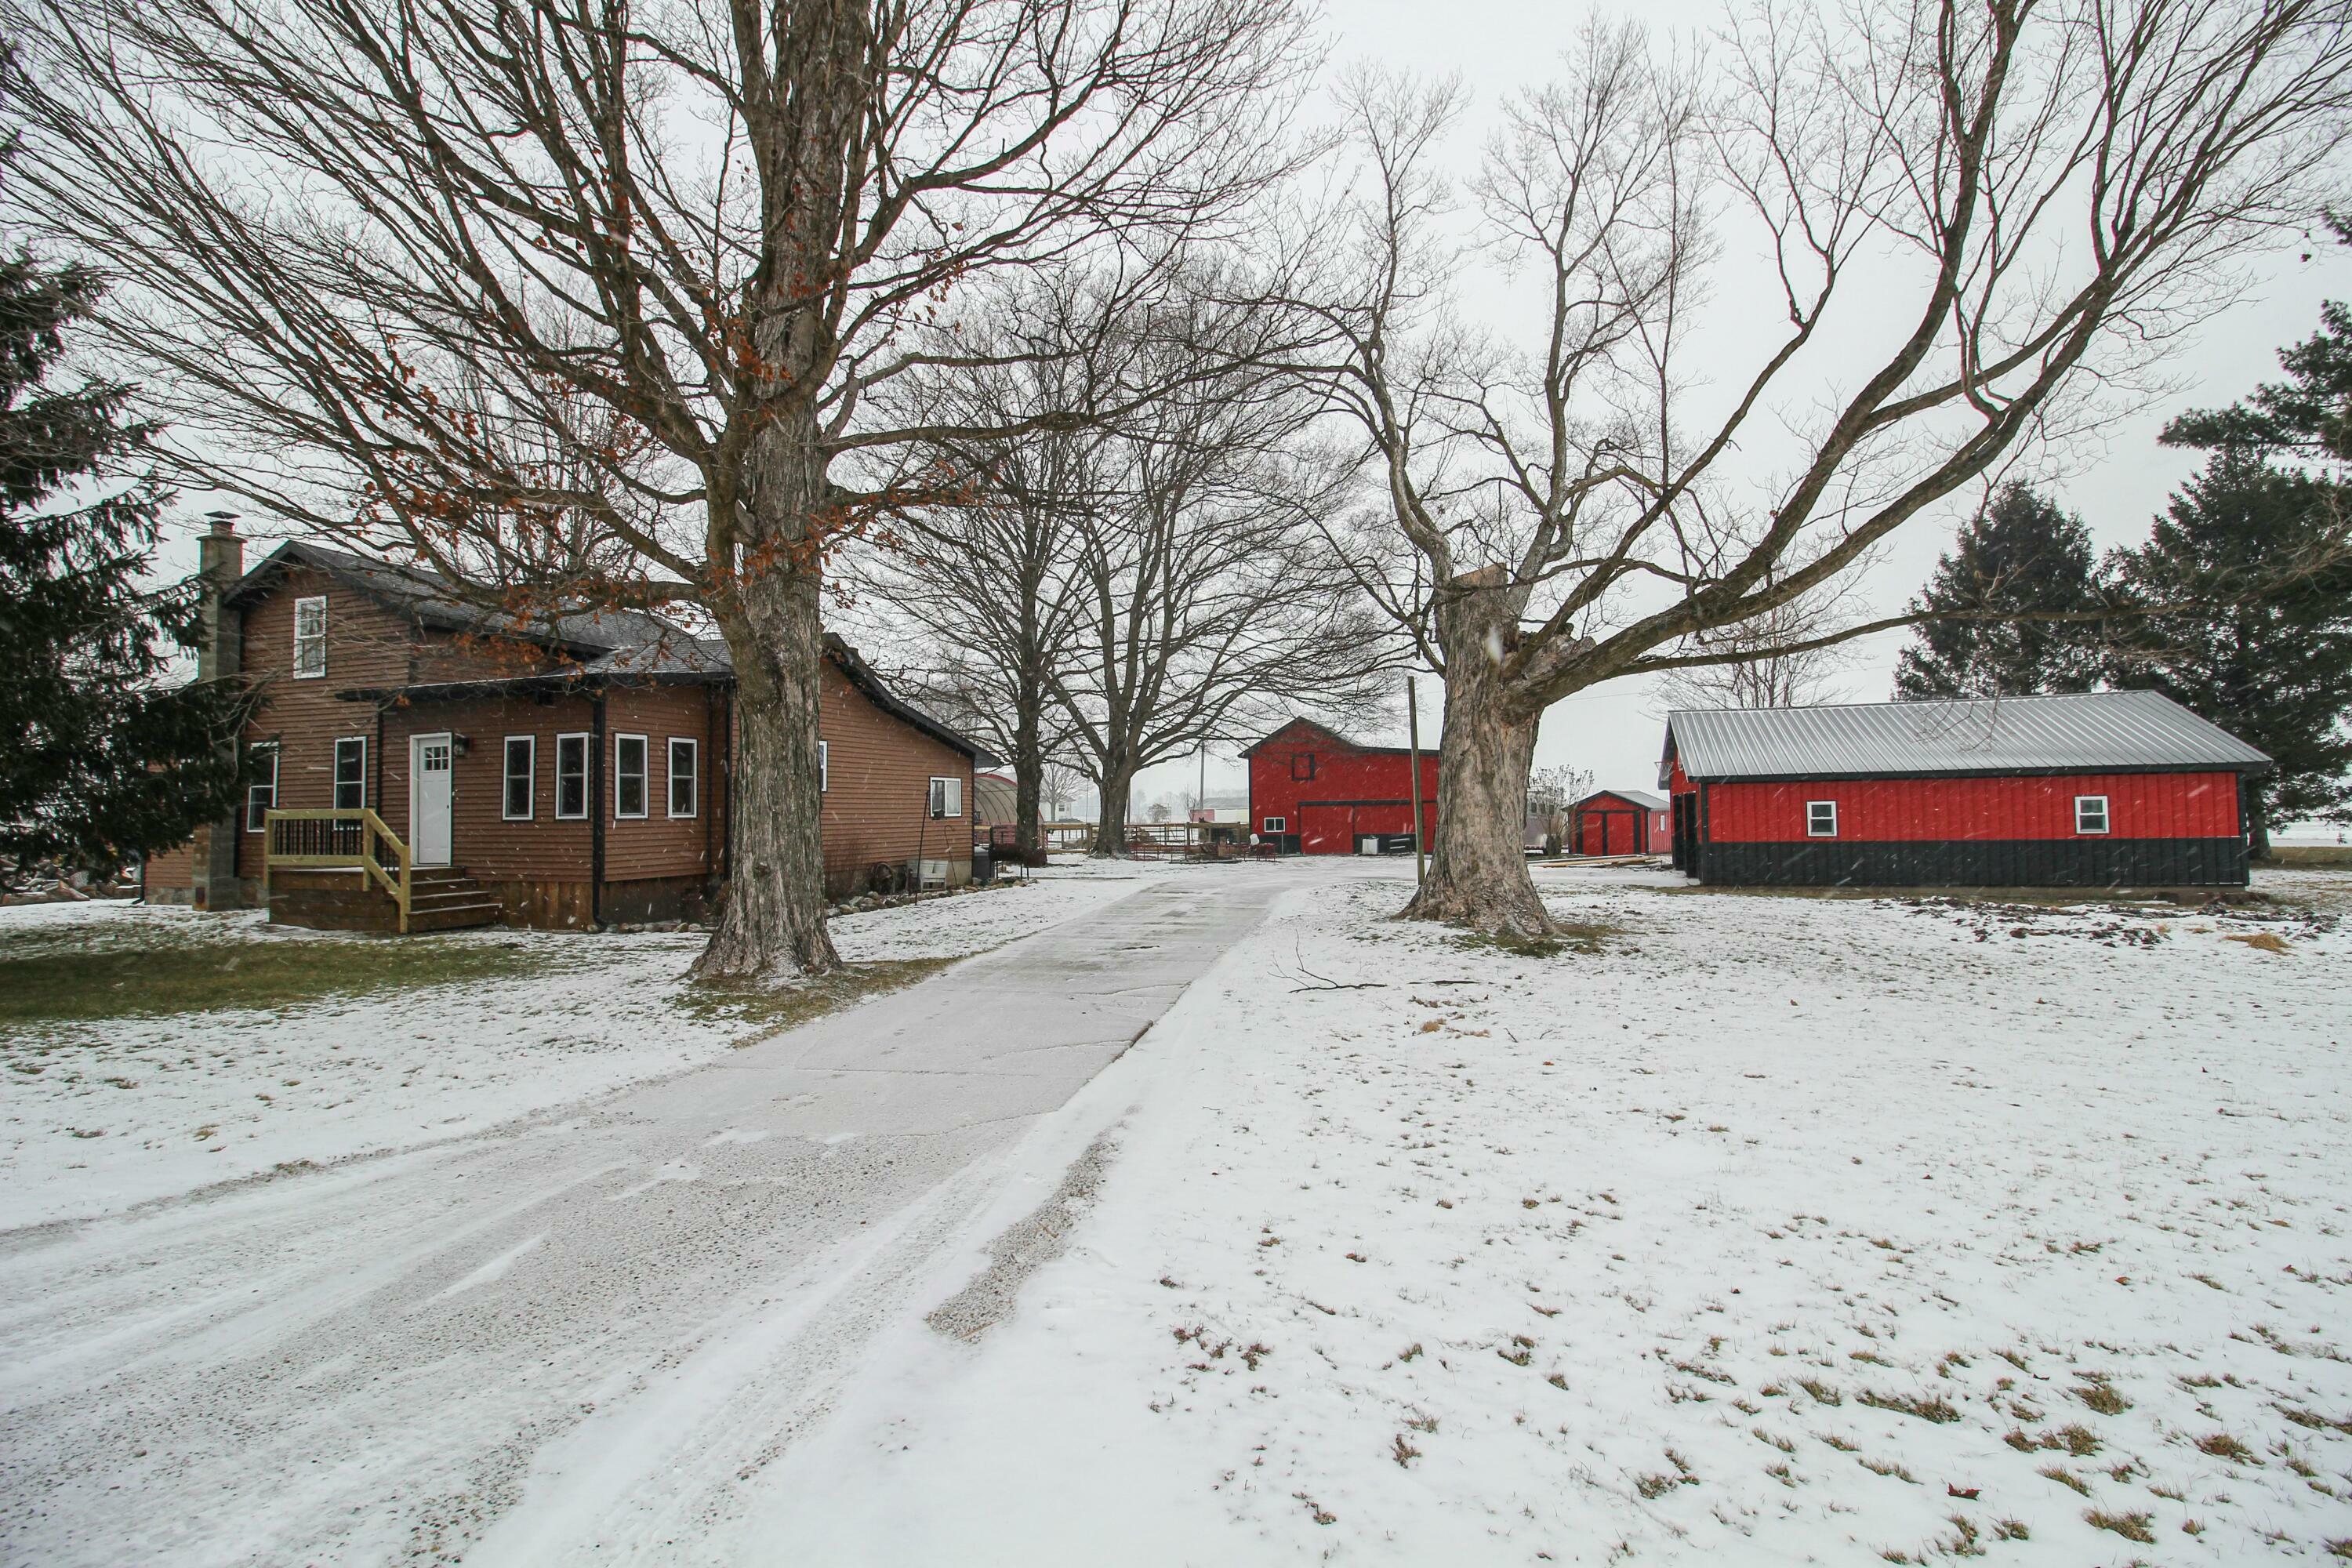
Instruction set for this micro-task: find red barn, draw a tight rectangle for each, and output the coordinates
[1661,691,2269,887]
[1244,718,1440,855]
[1568,789,1670,855]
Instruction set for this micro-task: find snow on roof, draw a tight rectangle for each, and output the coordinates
[1663,689,2270,784]
[1575,788,1668,812]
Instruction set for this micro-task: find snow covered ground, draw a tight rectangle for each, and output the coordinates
[0,863,1164,1229]
[759,858,2352,1566]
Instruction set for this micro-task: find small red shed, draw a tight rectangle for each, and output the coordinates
[1568,789,1670,855]
[1661,691,2270,887]
[1244,717,1440,855]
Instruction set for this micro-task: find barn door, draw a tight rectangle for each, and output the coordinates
[1299,804,1352,855]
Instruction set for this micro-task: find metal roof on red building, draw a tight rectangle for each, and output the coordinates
[1662,690,2270,785]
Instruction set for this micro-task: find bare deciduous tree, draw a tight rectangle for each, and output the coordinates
[1047,303,1398,854]
[849,301,1103,859]
[4,0,1313,978]
[1652,587,1860,711]
[1304,3,2352,937]
[1038,759,1087,821]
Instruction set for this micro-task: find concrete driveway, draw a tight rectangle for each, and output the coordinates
[0,870,1284,1566]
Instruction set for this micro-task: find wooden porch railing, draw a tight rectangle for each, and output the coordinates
[263,808,413,934]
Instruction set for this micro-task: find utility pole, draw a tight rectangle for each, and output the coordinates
[1406,676,1426,888]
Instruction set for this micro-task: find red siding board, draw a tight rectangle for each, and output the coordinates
[1247,722,1439,854]
[1704,771,2240,844]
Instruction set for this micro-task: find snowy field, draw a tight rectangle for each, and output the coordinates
[764,858,2352,1566]
[0,862,1163,1229]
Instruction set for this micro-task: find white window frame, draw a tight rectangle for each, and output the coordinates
[818,740,829,793]
[614,733,649,820]
[927,775,963,819]
[667,738,699,819]
[554,733,590,821]
[1263,816,1287,833]
[1806,800,1838,838]
[2074,794,2111,836]
[503,735,536,822]
[292,595,328,679]
[332,736,367,811]
[245,746,279,832]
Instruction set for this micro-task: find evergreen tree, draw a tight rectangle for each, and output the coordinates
[2162,212,2352,467]
[0,251,252,884]
[2105,449,2352,857]
[1893,484,2104,699]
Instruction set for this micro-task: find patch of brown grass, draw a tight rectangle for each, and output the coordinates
[2084,1508,2155,1544]
[2195,1431,2259,1465]
[2224,931,2292,954]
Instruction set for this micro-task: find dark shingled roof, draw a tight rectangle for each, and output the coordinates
[243,538,995,761]
[225,539,683,654]
[1662,689,2270,786]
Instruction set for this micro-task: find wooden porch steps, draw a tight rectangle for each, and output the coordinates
[267,865,503,933]
[403,868,503,932]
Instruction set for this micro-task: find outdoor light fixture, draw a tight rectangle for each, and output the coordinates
[451,734,471,757]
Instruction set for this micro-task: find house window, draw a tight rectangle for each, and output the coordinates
[503,736,535,821]
[2075,794,2110,835]
[555,733,589,820]
[332,737,366,811]
[245,746,279,831]
[818,740,828,793]
[668,739,699,818]
[928,775,963,818]
[1290,753,1316,782]
[1263,816,1287,833]
[614,734,648,818]
[292,596,328,678]
[1806,800,1838,838]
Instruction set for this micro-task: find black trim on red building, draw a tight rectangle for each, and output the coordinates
[1697,837,2248,888]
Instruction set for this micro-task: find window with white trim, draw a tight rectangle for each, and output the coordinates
[554,733,589,820]
[245,746,279,831]
[614,734,648,818]
[332,737,366,811]
[818,740,828,793]
[292,596,328,678]
[1263,816,1287,833]
[503,736,535,820]
[668,738,699,818]
[927,775,963,818]
[2074,794,2111,835]
[1806,800,1838,838]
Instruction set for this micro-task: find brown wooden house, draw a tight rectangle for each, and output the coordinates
[142,522,991,929]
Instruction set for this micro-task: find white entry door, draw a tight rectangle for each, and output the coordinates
[410,733,454,866]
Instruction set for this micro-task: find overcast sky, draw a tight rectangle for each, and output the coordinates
[140,0,2352,817]
[1117,0,2352,815]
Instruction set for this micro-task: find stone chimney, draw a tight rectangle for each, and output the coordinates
[197,510,245,684]
[192,512,247,909]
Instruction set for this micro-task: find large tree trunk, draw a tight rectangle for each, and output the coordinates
[1403,570,1554,936]
[1012,682,1044,858]
[1093,761,1134,857]
[694,430,841,982]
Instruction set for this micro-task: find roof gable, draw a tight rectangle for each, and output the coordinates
[1663,690,2270,782]
[1241,716,1439,759]
[225,539,681,655]
[1573,788,1668,812]
[1241,717,1352,757]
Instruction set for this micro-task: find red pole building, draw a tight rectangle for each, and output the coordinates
[1660,691,2270,888]
[1244,717,1443,856]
